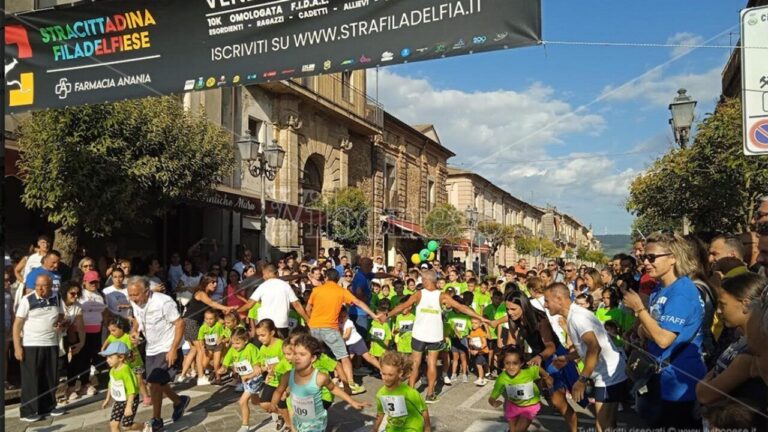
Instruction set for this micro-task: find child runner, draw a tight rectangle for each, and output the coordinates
[102,317,150,407]
[218,328,265,432]
[488,347,552,432]
[468,318,490,386]
[393,296,414,355]
[447,294,472,383]
[219,312,246,389]
[100,341,143,432]
[255,319,290,429]
[198,310,226,384]
[340,307,381,385]
[270,334,368,432]
[369,304,393,362]
[473,281,492,315]
[373,351,431,432]
[483,290,506,377]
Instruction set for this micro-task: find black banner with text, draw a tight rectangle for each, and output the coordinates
[4,0,541,113]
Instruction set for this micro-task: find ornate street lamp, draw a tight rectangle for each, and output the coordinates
[237,133,286,261]
[668,88,697,149]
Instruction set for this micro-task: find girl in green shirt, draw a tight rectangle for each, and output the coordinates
[374,351,431,432]
[218,328,265,432]
[103,317,150,407]
[254,319,290,430]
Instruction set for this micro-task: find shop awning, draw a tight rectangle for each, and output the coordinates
[444,239,491,254]
[381,215,424,237]
[195,185,327,225]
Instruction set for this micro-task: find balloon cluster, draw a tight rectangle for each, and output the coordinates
[411,240,440,265]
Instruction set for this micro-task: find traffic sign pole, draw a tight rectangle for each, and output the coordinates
[742,6,768,155]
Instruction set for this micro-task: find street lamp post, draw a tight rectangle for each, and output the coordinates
[668,88,697,234]
[465,206,478,272]
[237,133,286,262]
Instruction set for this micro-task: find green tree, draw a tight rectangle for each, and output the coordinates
[585,250,609,266]
[17,96,234,265]
[627,98,768,233]
[477,221,520,270]
[513,235,538,256]
[423,203,465,243]
[539,238,562,259]
[576,245,589,261]
[317,187,371,249]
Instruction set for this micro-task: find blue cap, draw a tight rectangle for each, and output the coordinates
[99,341,130,356]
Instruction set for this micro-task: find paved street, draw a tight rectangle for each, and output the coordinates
[4,371,645,432]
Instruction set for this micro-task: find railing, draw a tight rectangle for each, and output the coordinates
[290,73,383,129]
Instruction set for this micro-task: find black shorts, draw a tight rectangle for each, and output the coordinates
[145,349,183,385]
[111,399,140,426]
[183,318,201,343]
[261,385,287,408]
[347,339,368,356]
[450,337,468,353]
[411,338,447,353]
[594,380,627,403]
[472,353,488,366]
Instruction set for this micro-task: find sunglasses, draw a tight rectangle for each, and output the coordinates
[639,253,672,263]
[565,269,575,273]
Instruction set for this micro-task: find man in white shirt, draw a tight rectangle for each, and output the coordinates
[13,274,65,421]
[127,276,189,432]
[544,283,627,432]
[237,264,310,338]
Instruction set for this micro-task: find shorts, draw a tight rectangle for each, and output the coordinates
[310,328,349,360]
[472,353,488,366]
[594,380,627,403]
[261,383,286,408]
[411,338,447,353]
[450,337,468,353]
[183,318,201,343]
[346,339,368,356]
[145,349,183,385]
[504,401,540,421]
[203,343,224,353]
[244,376,264,395]
[111,398,140,426]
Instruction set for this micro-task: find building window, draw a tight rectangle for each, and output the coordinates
[35,0,61,8]
[385,162,397,208]
[247,117,263,143]
[428,179,436,211]
[341,71,353,102]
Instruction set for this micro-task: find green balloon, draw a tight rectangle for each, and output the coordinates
[419,249,431,260]
[427,240,439,252]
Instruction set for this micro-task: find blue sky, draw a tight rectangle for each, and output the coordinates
[369,0,742,235]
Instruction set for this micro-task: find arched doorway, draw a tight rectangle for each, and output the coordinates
[301,154,324,258]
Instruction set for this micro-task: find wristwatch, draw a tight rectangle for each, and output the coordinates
[578,375,590,383]
[634,307,646,317]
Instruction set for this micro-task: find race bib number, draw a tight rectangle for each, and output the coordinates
[453,320,466,332]
[234,360,254,376]
[292,394,317,420]
[372,328,386,341]
[204,334,219,346]
[470,337,483,349]
[265,357,280,366]
[110,379,127,402]
[505,382,535,401]
[380,395,408,418]
[288,318,299,330]
[399,321,413,333]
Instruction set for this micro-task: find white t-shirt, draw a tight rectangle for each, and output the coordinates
[16,292,64,347]
[79,289,107,332]
[180,273,202,290]
[22,252,45,282]
[103,285,131,318]
[566,304,627,387]
[249,278,298,329]
[342,319,363,345]
[131,292,181,356]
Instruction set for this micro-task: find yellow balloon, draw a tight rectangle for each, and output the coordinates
[411,253,422,265]
[428,252,435,261]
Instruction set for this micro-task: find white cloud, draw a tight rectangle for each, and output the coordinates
[667,32,705,58]
[600,65,721,107]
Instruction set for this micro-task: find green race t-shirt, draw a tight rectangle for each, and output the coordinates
[247,302,261,320]
[223,342,262,375]
[444,282,467,295]
[376,383,427,432]
[221,324,246,340]
[446,310,471,338]
[483,303,507,339]
[472,291,491,315]
[198,321,225,347]
[109,363,138,402]
[394,313,415,354]
[314,354,337,402]
[369,320,392,357]
[258,339,285,369]
[105,333,143,368]
[595,307,635,332]
[491,368,540,406]
[268,358,293,388]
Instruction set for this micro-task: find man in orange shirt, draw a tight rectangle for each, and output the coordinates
[307,268,381,394]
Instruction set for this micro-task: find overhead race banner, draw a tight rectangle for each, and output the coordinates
[4,0,541,113]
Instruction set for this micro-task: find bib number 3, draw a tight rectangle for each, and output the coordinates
[380,395,407,418]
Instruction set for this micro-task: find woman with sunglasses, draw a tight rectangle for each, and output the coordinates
[340,271,354,289]
[59,281,86,402]
[490,291,579,431]
[622,231,707,429]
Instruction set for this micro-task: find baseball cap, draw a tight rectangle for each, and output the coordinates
[420,263,430,269]
[83,271,100,283]
[99,341,130,356]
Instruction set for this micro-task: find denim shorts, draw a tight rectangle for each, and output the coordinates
[310,328,349,360]
[244,375,264,395]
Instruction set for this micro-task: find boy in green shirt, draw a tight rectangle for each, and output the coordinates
[374,351,431,432]
[100,341,143,431]
[393,297,415,354]
[104,317,150,406]
[472,281,492,315]
[483,290,506,376]
[369,304,393,358]
[198,310,226,383]
[447,293,473,383]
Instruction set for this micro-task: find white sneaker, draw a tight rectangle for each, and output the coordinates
[462,374,468,383]
[20,414,41,422]
[450,374,457,382]
[474,378,487,386]
[197,376,211,386]
[85,386,97,396]
[49,407,65,417]
[175,374,187,384]
[443,376,452,385]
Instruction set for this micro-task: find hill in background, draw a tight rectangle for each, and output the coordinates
[596,234,633,257]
